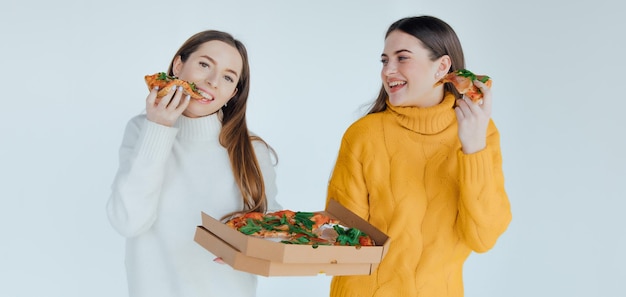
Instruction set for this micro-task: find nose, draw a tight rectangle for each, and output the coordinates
[383,61,397,77]
[205,71,218,88]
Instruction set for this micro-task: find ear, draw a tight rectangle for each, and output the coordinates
[229,88,238,100]
[437,55,452,74]
[172,56,183,76]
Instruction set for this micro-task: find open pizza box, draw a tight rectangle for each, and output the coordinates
[193,199,390,276]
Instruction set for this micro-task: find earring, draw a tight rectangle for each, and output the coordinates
[224,102,228,108]
[435,72,440,78]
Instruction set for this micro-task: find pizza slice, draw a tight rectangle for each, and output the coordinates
[225,211,292,238]
[144,72,207,99]
[435,69,492,102]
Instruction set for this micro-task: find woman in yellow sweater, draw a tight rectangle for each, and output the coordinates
[326,15,512,297]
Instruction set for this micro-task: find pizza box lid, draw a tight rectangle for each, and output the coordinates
[197,199,390,264]
[194,225,376,276]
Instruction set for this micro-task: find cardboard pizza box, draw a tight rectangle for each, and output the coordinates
[194,199,390,266]
[194,226,376,276]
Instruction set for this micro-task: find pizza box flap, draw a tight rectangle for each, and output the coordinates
[194,226,376,276]
[199,199,390,264]
[325,199,389,251]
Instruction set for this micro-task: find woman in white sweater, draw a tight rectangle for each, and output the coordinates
[106,30,281,297]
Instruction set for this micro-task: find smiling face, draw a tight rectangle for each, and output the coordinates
[172,40,243,118]
[381,30,450,108]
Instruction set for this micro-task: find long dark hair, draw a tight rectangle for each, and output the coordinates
[167,30,275,216]
[368,15,466,114]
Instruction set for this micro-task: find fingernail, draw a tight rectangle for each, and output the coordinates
[186,95,190,101]
[178,86,183,91]
[170,85,177,91]
[153,86,159,90]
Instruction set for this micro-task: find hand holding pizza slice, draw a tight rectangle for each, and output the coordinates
[435,69,492,102]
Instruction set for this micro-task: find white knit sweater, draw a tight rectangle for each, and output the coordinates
[107,113,280,297]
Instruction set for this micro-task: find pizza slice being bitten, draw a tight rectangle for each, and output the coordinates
[144,72,207,100]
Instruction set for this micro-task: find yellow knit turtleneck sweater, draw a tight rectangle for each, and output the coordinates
[326,93,512,297]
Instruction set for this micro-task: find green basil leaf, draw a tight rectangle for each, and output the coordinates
[294,212,315,230]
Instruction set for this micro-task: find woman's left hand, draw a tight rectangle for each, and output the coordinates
[454,80,492,154]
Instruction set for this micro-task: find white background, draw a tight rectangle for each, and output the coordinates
[1,0,625,296]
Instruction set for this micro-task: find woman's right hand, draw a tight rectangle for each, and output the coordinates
[146,85,191,127]
[454,80,492,154]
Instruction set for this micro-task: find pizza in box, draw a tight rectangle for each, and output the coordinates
[225,210,375,247]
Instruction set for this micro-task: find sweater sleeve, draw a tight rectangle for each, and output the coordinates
[252,139,281,211]
[326,127,370,220]
[456,120,512,253]
[106,115,179,238]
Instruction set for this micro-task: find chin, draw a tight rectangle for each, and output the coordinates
[194,100,223,114]
[184,107,218,118]
[388,96,407,107]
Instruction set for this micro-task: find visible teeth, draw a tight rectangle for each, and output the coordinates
[199,91,213,100]
[389,81,406,87]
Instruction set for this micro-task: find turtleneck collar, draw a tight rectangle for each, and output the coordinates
[174,113,222,140]
[385,92,457,135]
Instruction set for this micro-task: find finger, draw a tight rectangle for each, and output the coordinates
[158,85,178,108]
[462,95,482,114]
[455,99,469,119]
[213,257,225,264]
[454,105,464,121]
[473,80,492,111]
[167,86,184,110]
[175,94,191,112]
[146,86,159,106]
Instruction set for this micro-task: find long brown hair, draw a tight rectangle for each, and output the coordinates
[367,15,466,114]
[167,30,275,217]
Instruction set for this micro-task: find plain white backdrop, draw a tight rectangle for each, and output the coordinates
[1,0,625,296]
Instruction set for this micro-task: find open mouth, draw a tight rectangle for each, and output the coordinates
[388,80,406,91]
[197,91,214,103]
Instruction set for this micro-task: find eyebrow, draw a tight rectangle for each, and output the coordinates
[200,55,240,78]
[381,49,413,57]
